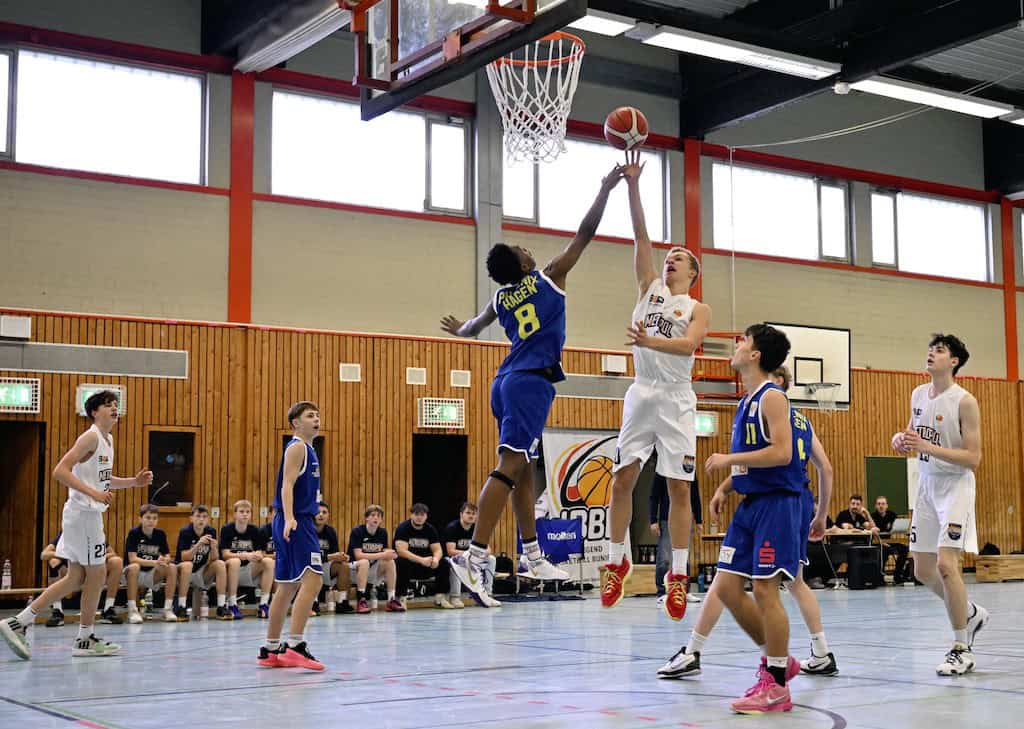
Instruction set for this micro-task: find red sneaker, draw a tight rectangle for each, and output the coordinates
[385,598,406,612]
[356,598,371,614]
[601,559,632,608]
[663,572,689,621]
[731,670,792,714]
[277,642,325,671]
[744,657,800,697]
[257,645,284,668]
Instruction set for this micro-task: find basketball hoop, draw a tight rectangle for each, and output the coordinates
[486,31,585,163]
[806,382,840,413]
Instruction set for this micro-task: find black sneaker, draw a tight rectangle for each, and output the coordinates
[99,607,122,625]
[173,605,189,622]
[216,605,234,621]
[46,609,66,627]
[311,601,320,616]
[800,652,839,676]
[335,601,355,615]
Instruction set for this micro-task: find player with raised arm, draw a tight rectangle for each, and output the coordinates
[442,165,625,606]
[602,150,711,621]
[892,333,988,676]
[1,390,151,659]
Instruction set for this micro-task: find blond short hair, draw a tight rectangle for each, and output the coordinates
[233,499,252,513]
[772,365,792,392]
[666,246,701,286]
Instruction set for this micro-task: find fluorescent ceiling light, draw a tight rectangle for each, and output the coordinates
[568,9,636,36]
[999,110,1024,126]
[642,27,839,80]
[850,77,1014,119]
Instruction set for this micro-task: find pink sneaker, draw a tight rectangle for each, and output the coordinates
[743,657,799,698]
[731,671,792,714]
[276,642,325,671]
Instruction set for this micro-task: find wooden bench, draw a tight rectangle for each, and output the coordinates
[975,555,1024,583]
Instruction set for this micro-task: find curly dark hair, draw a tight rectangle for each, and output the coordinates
[744,323,791,374]
[929,333,970,375]
[486,244,525,285]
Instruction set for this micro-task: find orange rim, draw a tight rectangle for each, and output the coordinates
[491,31,586,68]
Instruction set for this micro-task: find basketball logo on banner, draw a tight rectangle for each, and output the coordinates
[543,430,618,567]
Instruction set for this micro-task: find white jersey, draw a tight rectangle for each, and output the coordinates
[67,424,113,513]
[630,279,697,385]
[910,382,970,477]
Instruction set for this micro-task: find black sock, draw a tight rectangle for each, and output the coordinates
[767,665,786,687]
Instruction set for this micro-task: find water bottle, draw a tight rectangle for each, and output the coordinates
[2,559,11,590]
[200,591,209,620]
[697,571,705,593]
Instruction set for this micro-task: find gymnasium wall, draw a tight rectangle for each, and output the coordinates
[1,310,1020,587]
[0,169,229,320]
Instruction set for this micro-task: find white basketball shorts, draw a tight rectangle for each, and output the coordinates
[910,471,978,554]
[55,503,107,567]
[613,378,697,481]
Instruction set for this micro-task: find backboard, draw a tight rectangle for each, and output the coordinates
[766,322,852,411]
[349,0,584,119]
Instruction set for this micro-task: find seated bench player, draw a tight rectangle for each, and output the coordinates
[314,502,353,615]
[175,505,230,620]
[394,504,447,608]
[221,499,274,619]
[444,502,497,608]
[125,504,189,623]
[348,504,400,613]
[41,535,124,626]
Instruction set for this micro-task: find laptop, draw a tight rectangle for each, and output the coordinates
[890,517,911,534]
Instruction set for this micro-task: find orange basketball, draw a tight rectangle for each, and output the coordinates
[576,455,614,507]
[604,107,649,151]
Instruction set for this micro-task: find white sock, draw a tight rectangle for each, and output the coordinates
[388,591,396,600]
[15,606,37,625]
[523,538,544,566]
[809,631,829,658]
[686,631,708,655]
[77,623,92,640]
[954,628,968,646]
[287,633,304,646]
[265,638,281,650]
[163,597,173,611]
[217,594,226,607]
[228,595,237,606]
[127,600,138,612]
[609,542,626,565]
[51,601,62,611]
[759,644,767,656]
[259,592,270,606]
[671,549,689,574]
[104,597,115,611]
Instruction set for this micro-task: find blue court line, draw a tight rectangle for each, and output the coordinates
[1,696,125,728]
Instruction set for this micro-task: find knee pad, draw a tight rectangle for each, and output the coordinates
[490,470,515,489]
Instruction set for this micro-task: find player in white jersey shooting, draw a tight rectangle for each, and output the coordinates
[0,390,152,659]
[892,333,989,676]
[602,152,711,621]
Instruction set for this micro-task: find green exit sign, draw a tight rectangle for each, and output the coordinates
[695,411,719,437]
[0,378,40,413]
[418,398,465,429]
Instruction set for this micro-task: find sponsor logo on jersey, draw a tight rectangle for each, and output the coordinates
[718,545,735,564]
[913,407,922,417]
[310,552,322,566]
[947,523,962,541]
[648,294,665,305]
[498,274,540,311]
[936,415,944,422]
[758,541,776,568]
[673,310,683,318]
[98,455,110,464]
[749,402,758,417]
[682,455,695,474]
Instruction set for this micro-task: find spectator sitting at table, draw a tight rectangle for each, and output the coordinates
[835,495,875,531]
[871,495,910,580]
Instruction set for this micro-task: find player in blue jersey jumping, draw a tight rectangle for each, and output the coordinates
[441,165,624,606]
[257,401,326,671]
[703,323,803,714]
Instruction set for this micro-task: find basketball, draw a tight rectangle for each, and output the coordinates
[604,107,649,151]
[576,455,614,507]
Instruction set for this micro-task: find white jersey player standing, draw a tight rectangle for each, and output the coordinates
[602,151,711,621]
[0,390,152,660]
[892,333,989,676]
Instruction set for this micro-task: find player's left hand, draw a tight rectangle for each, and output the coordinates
[282,518,297,542]
[704,453,731,472]
[809,516,827,541]
[134,469,154,487]
[902,429,926,453]
[625,321,654,349]
[601,164,626,191]
[440,315,464,336]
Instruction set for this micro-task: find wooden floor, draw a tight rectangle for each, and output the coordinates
[1,581,1021,728]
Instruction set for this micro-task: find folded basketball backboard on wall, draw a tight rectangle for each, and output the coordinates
[766,322,851,411]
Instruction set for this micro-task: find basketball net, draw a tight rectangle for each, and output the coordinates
[486,31,585,164]
[807,383,838,413]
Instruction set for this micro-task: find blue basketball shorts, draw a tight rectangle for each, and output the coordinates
[717,491,802,580]
[272,512,323,582]
[799,487,814,566]
[490,370,555,462]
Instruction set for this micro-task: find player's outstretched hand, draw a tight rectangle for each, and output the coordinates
[623,149,645,180]
[134,469,154,487]
[282,518,297,542]
[625,320,653,348]
[440,315,464,336]
[601,164,626,191]
[704,453,730,473]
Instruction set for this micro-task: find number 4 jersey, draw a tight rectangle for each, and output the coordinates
[493,270,566,382]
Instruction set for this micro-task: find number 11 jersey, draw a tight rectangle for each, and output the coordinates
[493,270,566,382]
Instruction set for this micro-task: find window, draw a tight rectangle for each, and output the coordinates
[0,52,10,156]
[505,137,667,241]
[873,191,989,281]
[14,50,203,183]
[870,192,897,266]
[272,90,468,214]
[712,162,848,261]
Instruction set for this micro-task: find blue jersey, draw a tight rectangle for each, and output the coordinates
[273,437,321,517]
[792,408,814,487]
[729,382,806,496]
[493,270,566,382]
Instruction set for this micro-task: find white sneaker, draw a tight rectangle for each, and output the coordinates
[657,648,701,678]
[163,610,177,623]
[450,597,465,609]
[127,609,143,624]
[686,593,702,604]
[522,558,570,581]
[449,553,486,597]
[936,646,975,676]
[477,591,502,608]
[0,617,31,660]
[656,595,667,609]
[72,634,121,657]
[434,596,455,609]
[966,603,990,648]
[800,652,839,676]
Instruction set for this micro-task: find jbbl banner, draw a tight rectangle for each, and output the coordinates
[542,429,619,571]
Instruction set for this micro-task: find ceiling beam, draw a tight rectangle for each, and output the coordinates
[681,0,1023,137]
[202,0,303,56]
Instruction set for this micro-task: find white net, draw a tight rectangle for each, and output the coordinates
[807,383,839,413]
[486,32,584,164]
